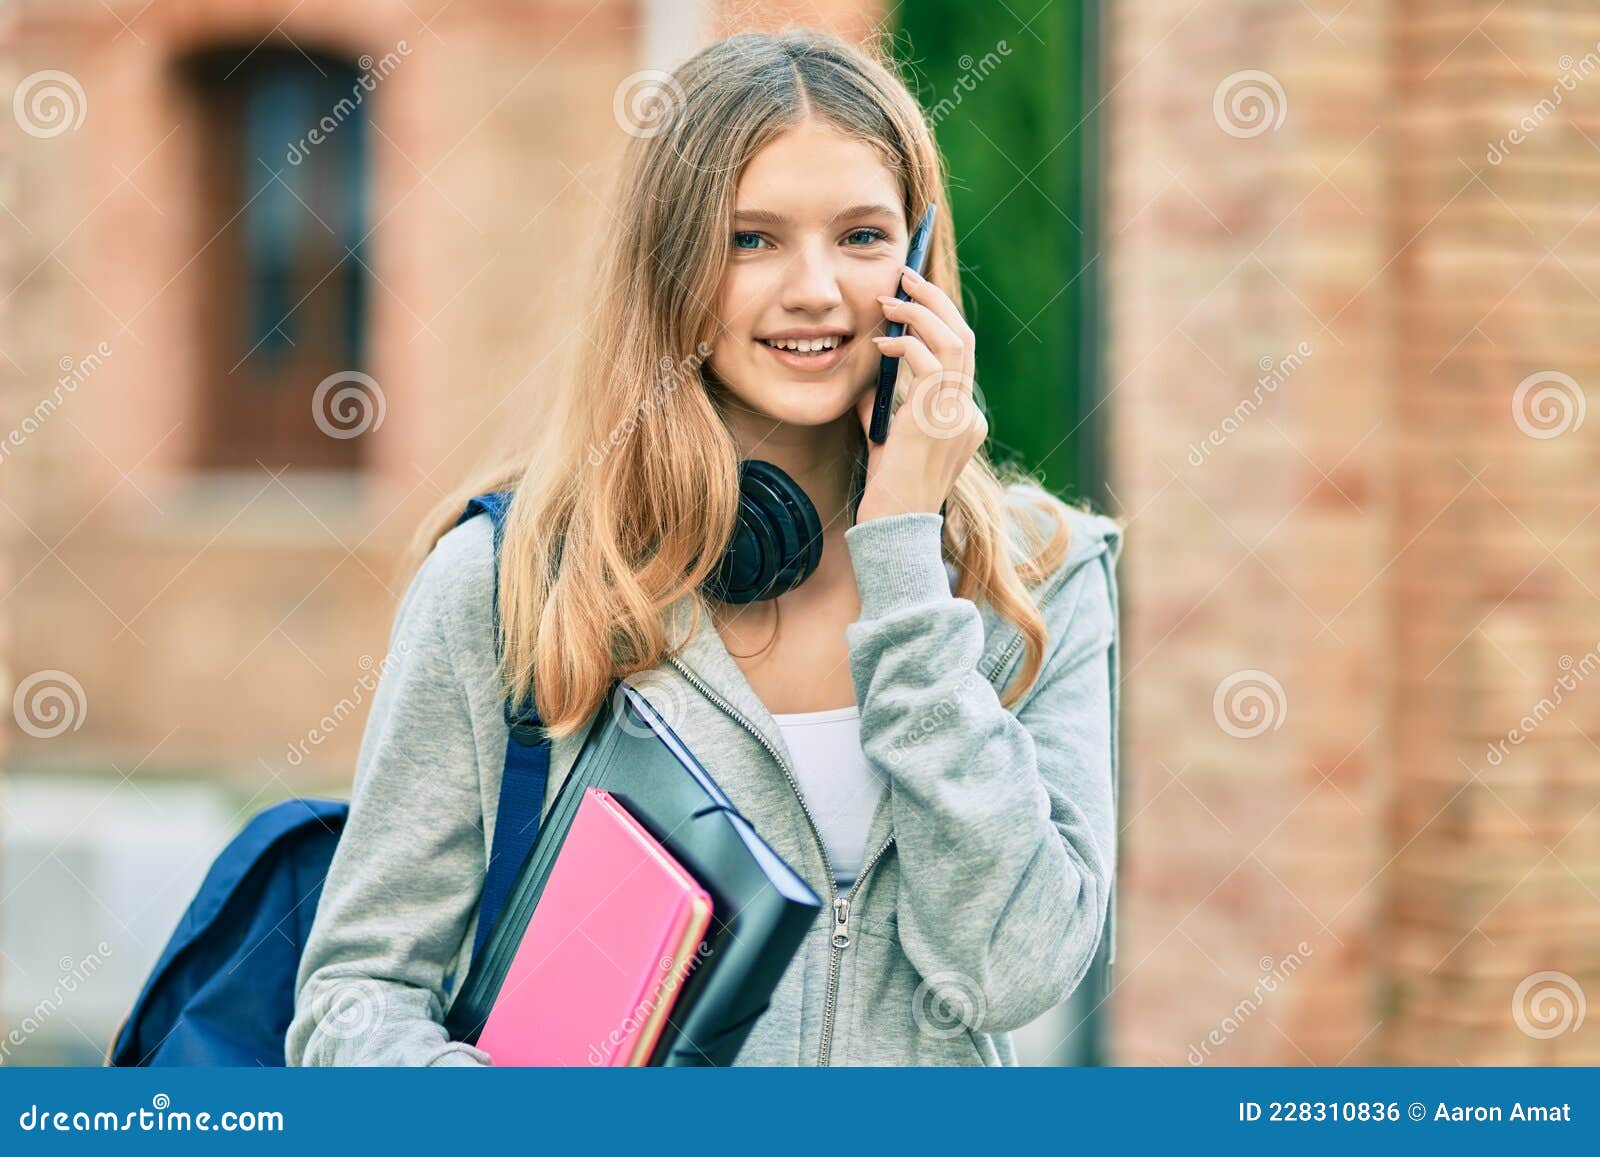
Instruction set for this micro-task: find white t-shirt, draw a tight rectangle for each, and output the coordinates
[771,704,887,892]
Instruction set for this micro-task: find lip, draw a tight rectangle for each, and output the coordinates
[755,333,854,373]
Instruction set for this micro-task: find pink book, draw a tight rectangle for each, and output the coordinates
[477,787,713,1066]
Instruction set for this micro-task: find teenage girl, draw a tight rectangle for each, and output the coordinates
[288,27,1122,1067]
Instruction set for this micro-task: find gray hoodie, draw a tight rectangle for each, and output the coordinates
[285,483,1122,1067]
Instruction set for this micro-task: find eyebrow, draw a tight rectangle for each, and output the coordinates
[732,202,900,226]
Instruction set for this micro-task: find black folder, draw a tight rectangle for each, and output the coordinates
[444,682,824,1065]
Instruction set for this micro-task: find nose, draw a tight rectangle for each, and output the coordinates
[779,240,844,314]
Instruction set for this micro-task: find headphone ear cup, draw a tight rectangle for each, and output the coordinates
[745,465,823,587]
[705,460,823,604]
[714,489,780,604]
[791,483,824,579]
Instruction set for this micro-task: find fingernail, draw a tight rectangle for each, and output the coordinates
[902,265,922,280]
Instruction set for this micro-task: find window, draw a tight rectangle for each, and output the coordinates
[182,46,372,471]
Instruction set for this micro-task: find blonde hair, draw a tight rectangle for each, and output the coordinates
[406,28,1071,739]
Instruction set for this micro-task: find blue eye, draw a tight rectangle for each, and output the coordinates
[732,231,766,250]
[845,227,887,246]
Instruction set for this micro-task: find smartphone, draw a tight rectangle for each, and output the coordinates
[869,203,939,444]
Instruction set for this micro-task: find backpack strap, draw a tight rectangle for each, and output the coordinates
[456,490,549,966]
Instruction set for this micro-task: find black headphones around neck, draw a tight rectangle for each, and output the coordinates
[702,456,868,605]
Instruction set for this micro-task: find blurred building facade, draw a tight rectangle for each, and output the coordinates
[1107,0,1600,1064]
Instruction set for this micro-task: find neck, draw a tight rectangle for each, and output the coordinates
[722,405,862,532]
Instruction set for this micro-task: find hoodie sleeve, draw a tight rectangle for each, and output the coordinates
[842,507,1119,1035]
[285,532,494,1067]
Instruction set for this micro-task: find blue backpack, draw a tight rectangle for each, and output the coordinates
[108,492,544,1067]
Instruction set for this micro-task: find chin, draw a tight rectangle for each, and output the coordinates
[756,385,862,428]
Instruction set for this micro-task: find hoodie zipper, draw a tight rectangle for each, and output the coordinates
[665,560,1081,1064]
[987,626,1027,684]
[667,656,893,1066]
[819,835,894,1065]
[983,557,1085,685]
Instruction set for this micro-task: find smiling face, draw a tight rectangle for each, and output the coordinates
[707,119,910,435]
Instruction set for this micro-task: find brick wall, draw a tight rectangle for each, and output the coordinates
[1107,0,1600,1064]
[1383,0,1600,1066]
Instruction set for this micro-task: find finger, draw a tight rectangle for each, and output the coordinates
[877,294,962,360]
[877,337,973,404]
[871,333,942,382]
[906,375,985,444]
[898,267,975,349]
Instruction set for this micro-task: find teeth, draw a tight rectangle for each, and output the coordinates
[763,335,843,353]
